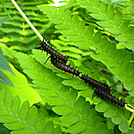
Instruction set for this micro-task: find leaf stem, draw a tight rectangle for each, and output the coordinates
[10,0,43,41]
[128,113,134,125]
[125,104,134,113]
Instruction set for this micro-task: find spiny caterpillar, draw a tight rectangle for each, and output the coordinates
[37,40,125,107]
[94,88,125,107]
[80,75,111,94]
[36,40,67,63]
[51,56,80,76]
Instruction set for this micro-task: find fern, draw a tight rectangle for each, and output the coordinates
[0,0,134,133]
[36,4,134,133]
[38,5,134,96]
[0,90,62,134]
[106,0,134,24]
[78,0,134,51]
[15,50,132,133]
[0,0,53,51]
[14,52,115,134]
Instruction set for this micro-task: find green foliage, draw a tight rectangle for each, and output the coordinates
[0,48,42,105]
[0,0,134,134]
[0,0,53,51]
[0,90,62,134]
[78,0,134,51]
[38,4,134,96]
[0,48,13,74]
[12,52,114,134]
[96,101,130,132]
[0,123,10,134]
[14,50,131,133]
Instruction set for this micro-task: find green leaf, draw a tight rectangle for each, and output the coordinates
[68,120,86,133]
[0,63,42,105]
[0,0,51,51]
[37,4,134,98]
[0,123,10,134]
[15,51,112,133]
[61,113,79,125]
[0,18,9,27]
[0,71,13,86]
[119,120,129,133]
[53,105,72,115]
[0,48,13,74]
[95,101,130,133]
[90,40,134,96]
[0,90,62,134]
[38,5,92,50]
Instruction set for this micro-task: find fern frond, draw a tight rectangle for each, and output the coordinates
[16,52,111,133]
[15,51,133,133]
[0,1,133,133]
[78,0,134,51]
[38,6,93,50]
[37,5,134,96]
[0,0,52,51]
[0,90,62,134]
[95,101,130,133]
[32,49,89,91]
[107,0,134,24]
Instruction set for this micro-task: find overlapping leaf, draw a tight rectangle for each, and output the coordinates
[0,63,42,105]
[95,101,130,133]
[0,48,13,74]
[0,1,133,134]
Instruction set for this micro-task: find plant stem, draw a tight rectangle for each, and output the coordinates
[128,113,134,125]
[125,104,134,113]
[11,0,43,41]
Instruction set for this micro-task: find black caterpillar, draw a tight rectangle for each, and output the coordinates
[94,88,125,107]
[80,75,111,94]
[37,40,125,107]
[36,40,67,63]
[51,56,81,76]
[50,56,125,107]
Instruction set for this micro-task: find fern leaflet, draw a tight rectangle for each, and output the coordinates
[78,0,134,51]
[0,90,62,134]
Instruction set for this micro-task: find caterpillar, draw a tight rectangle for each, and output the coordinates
[94,88,125,107]
[50,56,125,107]
[51,56,81,76]
[37,40,125,107]
[80,75,111,94]
[80,75,125,107]
[36,40,67,64]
